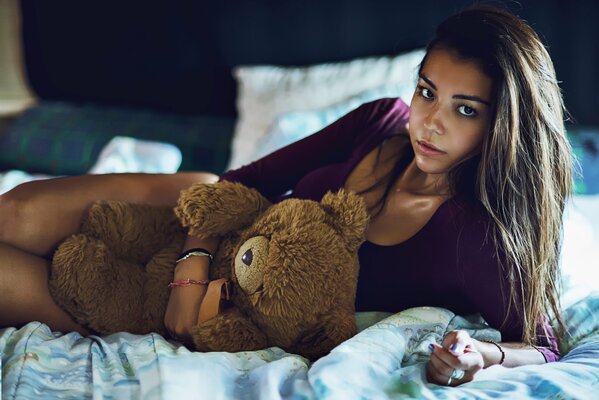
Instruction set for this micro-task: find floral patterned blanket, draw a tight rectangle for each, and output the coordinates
[1,294,597,399]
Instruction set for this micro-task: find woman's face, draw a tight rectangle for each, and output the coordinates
[408,48,493,175]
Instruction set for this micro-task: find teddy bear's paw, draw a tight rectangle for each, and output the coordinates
[191,312,268,352]
[140,243,182,333]
[175,181,271,237]
[50,235,111,327]
[50,234,146,334]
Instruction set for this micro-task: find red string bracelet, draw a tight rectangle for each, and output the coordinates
[168,278,210,288]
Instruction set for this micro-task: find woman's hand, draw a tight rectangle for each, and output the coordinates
[164,258,210,346]
[426,330,484,386]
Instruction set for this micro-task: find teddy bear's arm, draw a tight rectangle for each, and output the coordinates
[175,181,271,237]
[191,309,268,353]
[291,309,358,360]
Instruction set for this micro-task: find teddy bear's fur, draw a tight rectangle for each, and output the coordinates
[49,180,369,359]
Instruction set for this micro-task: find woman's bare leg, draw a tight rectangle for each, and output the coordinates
[0,172,217,332]
[0,241,90,334]
[0,172,218,257]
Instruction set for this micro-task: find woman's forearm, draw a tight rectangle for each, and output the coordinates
[164,234,221,341]
[474,339,547,368]
[174,234,220,280]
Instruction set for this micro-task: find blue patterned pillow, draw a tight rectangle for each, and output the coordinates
[0,101,235,175]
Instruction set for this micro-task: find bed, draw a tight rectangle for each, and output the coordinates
[1,1,599,399]
[0,278,597,399]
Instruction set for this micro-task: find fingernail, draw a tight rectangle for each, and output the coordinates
[428,344,435,352]
[450,343,462,354]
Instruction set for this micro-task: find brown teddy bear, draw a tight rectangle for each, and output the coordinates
[49,180,369,359]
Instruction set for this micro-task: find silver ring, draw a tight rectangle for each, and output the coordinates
[447,377,452,385]
[450,369,465,381]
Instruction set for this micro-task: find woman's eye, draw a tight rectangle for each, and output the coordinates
[417,86,434,100]
[458,105,477,117]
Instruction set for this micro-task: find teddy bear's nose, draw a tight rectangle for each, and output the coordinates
[241,249,253,266]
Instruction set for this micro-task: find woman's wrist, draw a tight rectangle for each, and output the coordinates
[474,339,504,368]
[174,256,210,279]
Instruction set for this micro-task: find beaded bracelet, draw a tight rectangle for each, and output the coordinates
[483,340,505,365]
[176,247,214,263]
[168,278,210,288]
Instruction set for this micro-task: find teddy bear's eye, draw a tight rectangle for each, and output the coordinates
[241,249,253,266]
[235,236,268,295]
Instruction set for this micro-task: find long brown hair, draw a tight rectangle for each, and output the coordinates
[363,4,573,346]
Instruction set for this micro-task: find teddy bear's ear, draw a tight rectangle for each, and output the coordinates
[321,189,369,250]
[175,180,271,237]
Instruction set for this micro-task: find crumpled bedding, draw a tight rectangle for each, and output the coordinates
[2,294,597,400]
[0,136,182,195]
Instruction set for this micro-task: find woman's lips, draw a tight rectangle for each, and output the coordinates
[416,140,445,156]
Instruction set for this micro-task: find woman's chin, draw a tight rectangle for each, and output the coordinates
[414,156,449,175]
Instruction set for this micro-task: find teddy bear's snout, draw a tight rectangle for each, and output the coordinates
[235,236,269,295]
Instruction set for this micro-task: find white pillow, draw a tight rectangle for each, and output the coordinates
[559,194,599,309]
[228,48,426,169]
[253,83,415,161]
[88,136,182,174]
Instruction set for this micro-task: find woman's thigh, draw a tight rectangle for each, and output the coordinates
[0,172,218,257]
[0,241,90,335]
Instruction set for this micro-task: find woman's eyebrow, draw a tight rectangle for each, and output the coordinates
[419,74,490,106]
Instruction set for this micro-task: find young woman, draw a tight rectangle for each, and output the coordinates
[0,5,571,387]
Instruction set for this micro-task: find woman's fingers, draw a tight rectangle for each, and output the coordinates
[428,343,460,385]
[442,330,472,356]
[427,335,485,386]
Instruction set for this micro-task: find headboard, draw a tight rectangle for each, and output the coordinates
[19,0,599,126]
[2,0,597,177]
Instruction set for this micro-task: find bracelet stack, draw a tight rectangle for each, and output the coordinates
[176,247,214,263]
[170,247,214,288]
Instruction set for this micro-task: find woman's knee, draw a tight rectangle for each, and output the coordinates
[0,179,83,255]
[0,172,219,242]
[0,188,25,243]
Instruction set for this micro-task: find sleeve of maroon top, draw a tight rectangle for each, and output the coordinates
[219,98,409,199]
[458,213,561,362]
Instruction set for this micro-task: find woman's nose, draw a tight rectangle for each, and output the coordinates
[423,105,445,135]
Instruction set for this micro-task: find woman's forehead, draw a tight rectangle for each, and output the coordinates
[421,48,493,99]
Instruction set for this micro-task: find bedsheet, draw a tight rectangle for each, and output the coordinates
[1,293,597,400]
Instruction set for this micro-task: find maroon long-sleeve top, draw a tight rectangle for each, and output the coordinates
[220,97,560,361]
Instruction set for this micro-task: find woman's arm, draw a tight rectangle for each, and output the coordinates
[164,234,220,345]
[474,338,546,367]
[455,210,561,361]
[427,330,547,386]
[220,98,409,200]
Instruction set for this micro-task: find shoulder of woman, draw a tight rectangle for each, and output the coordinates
[354,97,410,125]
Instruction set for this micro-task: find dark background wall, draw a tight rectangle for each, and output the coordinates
[20,0,599,126]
